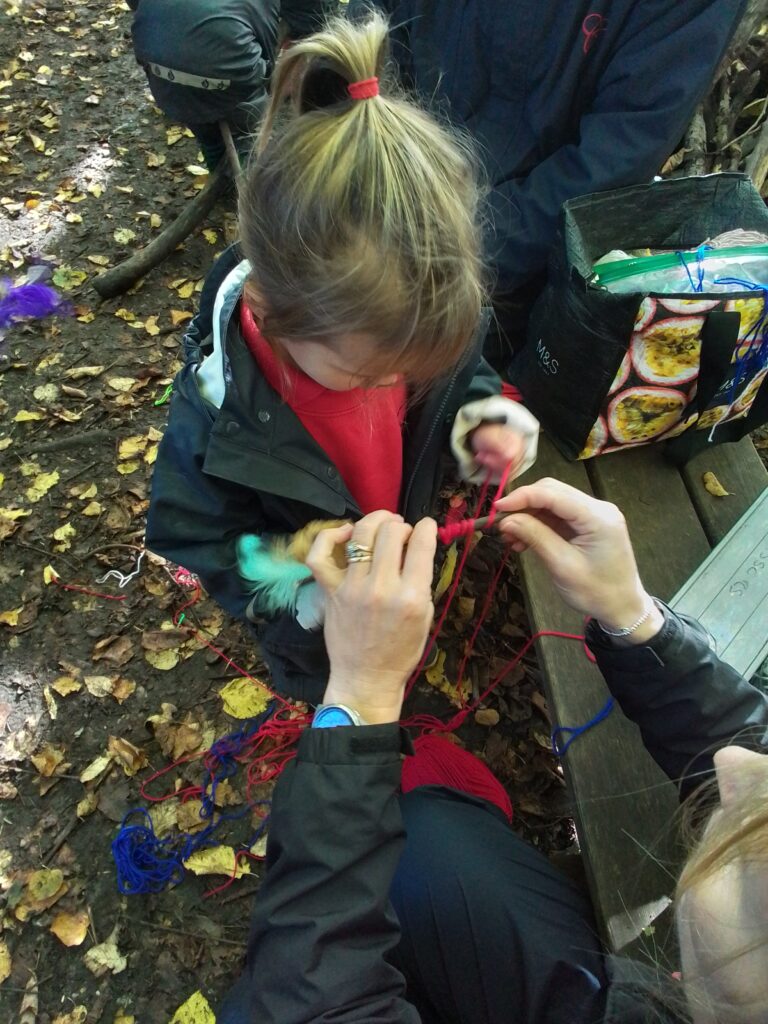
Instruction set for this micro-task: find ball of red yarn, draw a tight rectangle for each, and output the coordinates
[402,733,513,822]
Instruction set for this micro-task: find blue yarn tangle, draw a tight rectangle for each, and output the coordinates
[0,279,69,332]
[551,697,615,757]
[112,708,275,896]
[710,278,768,432]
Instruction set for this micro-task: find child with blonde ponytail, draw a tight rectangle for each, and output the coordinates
[146,12,538,702]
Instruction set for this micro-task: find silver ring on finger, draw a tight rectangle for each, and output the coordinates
[346,541,374,564]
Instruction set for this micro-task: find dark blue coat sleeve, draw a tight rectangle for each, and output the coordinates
[490,0,746,291]
[145,367,266,622]
[588,608,768,797]
[238,725,422,1023]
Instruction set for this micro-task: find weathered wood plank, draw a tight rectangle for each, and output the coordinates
[682,436,768,545]
[586,447,711,602]
[516,437,680,956]
[673,488,768,679]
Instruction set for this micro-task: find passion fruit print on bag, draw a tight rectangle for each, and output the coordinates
[578,294,768,458]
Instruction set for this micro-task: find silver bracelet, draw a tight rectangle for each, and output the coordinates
[597,597,657,638]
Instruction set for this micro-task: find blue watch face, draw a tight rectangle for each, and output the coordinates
[313,706,355,729]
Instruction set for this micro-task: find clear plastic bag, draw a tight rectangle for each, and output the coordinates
[593,245,768,294]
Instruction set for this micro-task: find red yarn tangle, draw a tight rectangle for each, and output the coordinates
[143,465,587,883]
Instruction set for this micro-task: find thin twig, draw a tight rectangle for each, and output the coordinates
[13,538,79,573]
[130,919,245,947]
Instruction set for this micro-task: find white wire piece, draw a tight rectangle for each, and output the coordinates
[96,549,145,589]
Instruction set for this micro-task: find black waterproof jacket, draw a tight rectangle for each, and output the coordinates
[352,0,746,298]
[129,0,334,124]
[228,610,768,1022]
[146,245,500,626]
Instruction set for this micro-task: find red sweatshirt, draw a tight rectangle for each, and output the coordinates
[240,304,407,514]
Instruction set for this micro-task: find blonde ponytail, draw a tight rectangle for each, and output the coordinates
[238,12,486,384]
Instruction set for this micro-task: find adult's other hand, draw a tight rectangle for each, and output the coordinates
[307,512,438,723]
[495,478,663,639]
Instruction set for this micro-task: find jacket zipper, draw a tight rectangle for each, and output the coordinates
[402,363,461,513]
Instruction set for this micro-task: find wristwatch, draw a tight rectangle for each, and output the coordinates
[312,703,368,728]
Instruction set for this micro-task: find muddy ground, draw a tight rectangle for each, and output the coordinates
[0,3,589,1020]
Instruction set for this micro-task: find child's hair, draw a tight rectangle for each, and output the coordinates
[674,748,768,1022]
[238,11,486,385]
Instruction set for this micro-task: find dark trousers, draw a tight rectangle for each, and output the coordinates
[220,786,608,1024]
[389,788,607,1024]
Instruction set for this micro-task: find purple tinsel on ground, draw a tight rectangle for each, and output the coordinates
[0,279,69,331]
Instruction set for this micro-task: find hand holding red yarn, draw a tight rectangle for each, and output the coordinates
[307,512,437,724]
[494,478,663,640]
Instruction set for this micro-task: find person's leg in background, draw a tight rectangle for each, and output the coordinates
[484,272,548,379]
[389,786,607,1024]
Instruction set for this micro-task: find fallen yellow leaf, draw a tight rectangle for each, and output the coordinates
[183,846,250,879]
[202,229,217,244]
[114,307,135,322]
[149,213,162,229]
[43,686,57,720]
[219,676,270,719]
[170,309,193,327]
[14,409,45,422]
[107,377,136,393]
[0,608,22,626]
[116,460,140,476]
[52,675,82,696]
[145,648,180,671]
[145,315,160,336]
[79,754,113,784]
[118,434,148,460]
[84,928,127,977]
[82,501,103,516]
[28,870,65,902]
[168,991,216,1024]
[52,266,87,289]
[87,253,110,266]
[703,471,731,497]
[52,1007,88,1024]
[26,470,59,502]
[50,909,89,947]
[113,228,136,245]
[76,793,99,819]
[108,735,148,776]
[0,939,10,985]
[434,543,458,603]
[64,365,104,379]
[52,521,76,552]
[31,743,66,777]
[146,152,166,168]
[43,563,60,585]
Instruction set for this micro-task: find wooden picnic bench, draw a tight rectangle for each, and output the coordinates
[517,434,768,962]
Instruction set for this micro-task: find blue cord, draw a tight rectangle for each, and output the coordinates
[112,709,276,895]
[551,697,615,757]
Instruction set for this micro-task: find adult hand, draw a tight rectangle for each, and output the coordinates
[494,478,663,641]
[306,511,437,723]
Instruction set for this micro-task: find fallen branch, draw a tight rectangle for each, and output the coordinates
[92,159,231,299]
[24,429,112,455]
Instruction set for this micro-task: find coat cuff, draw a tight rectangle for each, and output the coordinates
[297,723,414,764]
[450,396,539,484]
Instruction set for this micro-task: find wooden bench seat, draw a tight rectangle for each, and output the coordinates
[517,435,768,961]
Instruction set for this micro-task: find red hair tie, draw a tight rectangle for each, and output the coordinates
[348,76,379,100]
